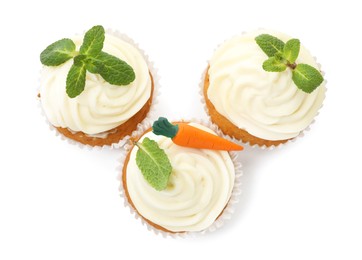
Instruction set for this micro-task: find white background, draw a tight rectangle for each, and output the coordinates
[1,0,362,259]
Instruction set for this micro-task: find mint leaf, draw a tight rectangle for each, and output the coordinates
[40,38,76,66]
[283,39,300,63]
[79,25,105,57]
[135,137,172,191]
[262,57,287,72]
[292,64,324,93]
[255,33,323,94]
[255,34,285,57]
[66,62,87,98]
[91,52,135,85]
[41,25,137,97]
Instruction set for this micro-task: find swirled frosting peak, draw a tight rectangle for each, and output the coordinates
[40,33,152,135]
[207,29,326,140]
[125,123,235,232]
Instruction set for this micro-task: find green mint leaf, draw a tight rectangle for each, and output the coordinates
[92,52,135,85]
[255,34,285,57]
[79,25,105,57]
[283,39,300,63]
[66,62,87,98]
[136,137,172,191]
[292,64,324,93]
[41,25,136,97]
[262,57,287,72]
[40,38,76,66]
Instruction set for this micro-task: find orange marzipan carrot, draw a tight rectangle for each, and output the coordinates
[152,117,243,151]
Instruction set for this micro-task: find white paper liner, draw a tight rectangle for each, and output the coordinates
[199,31,327,150]
[37,28,160,149]
[116,118,243,238]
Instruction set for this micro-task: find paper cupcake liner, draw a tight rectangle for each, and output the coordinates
[199,32,327,150]
[116,118,243,238]
[37,28,160,149]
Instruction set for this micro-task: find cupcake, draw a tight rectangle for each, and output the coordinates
[39,25,155,147]
[203,29,326,147]
[121,117,242,233]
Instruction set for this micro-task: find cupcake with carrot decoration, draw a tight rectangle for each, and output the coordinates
[203,29,326,147]
[39,25,156,147]
[120,117,243,234]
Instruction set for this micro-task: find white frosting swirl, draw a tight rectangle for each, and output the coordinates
[126,123,235,232]
[208,30,326,140]
[40,34,152,135]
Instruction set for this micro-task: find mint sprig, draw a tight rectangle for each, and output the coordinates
[40,25,136,98]
[255,34,323,93]
[135,137,173,191]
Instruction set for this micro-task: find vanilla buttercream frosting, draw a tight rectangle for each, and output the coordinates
[40,33,152,135]
[207,29,326,141]
[125,123,235,232]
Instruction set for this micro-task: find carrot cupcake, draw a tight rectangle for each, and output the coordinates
[39,25,154,147]
[203,29,326,147]
[121,117,242,233]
